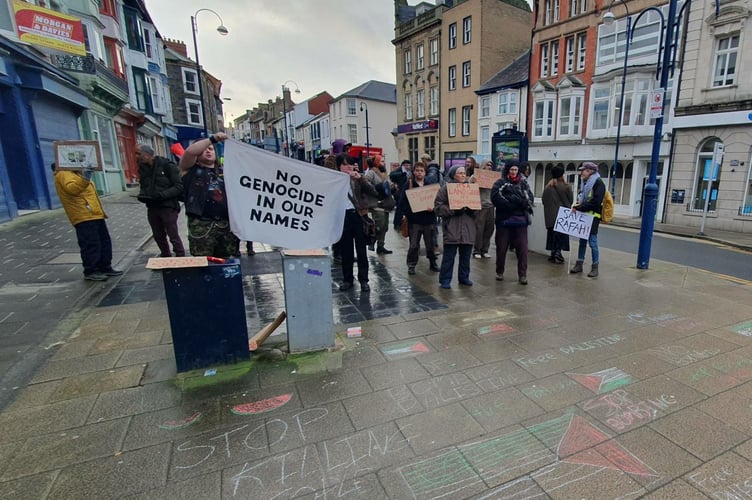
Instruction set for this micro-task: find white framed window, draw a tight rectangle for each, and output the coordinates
[597,10,667,67]
[143,28,153,58]
[148,76,162,113]
[449,23,457,49]
[577,32,587,70]
[348,124,358,145]
[463,16,472,44]
[617,78,652,127]
[551,40,559,76]
[417,89,425,118]
[565,35,574,72]
[498,92,517,114]
[449,65,456,90]
[430,86,439,115]
[347,98,356,116]
[557,93,583,137]
[404,49,412,74]
[533,95,555,138]
[405,93,413,120]
[417,43,425,70]
[691,139,723,211]
[570,0,587,16]
[430,38,439,66]
[554,0,560,22]
[480,126,490,154]
[462,106,471,136]
[544,0,551,25]
[185,98,203,125]
[481,96,490,117]
[540,43,549,78]
[462,61,471,87]
[448,108,456,137]
[182,67,199,95]
[712,35,738,87]
[591,87,610,130]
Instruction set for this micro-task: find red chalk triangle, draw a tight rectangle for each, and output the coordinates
[598,441,658,477]
[568,372,603,393]
[557,415,610,457]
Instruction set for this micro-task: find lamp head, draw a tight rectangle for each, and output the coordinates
[602,11,615,25]
[216,25,229,35]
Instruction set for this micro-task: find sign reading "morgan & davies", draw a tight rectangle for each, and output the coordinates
[13,0,85,56]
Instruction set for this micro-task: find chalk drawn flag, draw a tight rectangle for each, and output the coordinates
[553,206,594,239]
[224,140,350,249]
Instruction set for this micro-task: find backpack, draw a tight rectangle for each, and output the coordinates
[601,181,614,223]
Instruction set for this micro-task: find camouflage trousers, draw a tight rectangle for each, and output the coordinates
[187,217,240,258]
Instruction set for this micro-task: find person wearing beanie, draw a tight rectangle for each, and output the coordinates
[491,159,535,284]
[570,162,605,277]
[363,155,395,254]
[398,161,440,275]
[470,159,496,259]
[541,165,573,264]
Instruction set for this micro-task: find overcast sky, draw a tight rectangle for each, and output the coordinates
[146,0,397,123]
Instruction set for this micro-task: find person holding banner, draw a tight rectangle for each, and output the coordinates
[179,132,240,258]
[491,160,535,284]
[338,154,379,292]
[434,166,477,289]
[541,166,573,264]
[399,162,440,275]
[570,162,605,277]
[471,160,497,259]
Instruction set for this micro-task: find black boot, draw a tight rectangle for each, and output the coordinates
[429,259,439,272]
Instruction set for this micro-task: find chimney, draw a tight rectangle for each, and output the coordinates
[164,38,188,58]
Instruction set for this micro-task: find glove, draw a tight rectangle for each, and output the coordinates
[81,166,95,181]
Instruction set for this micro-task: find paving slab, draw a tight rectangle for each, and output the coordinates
[88,383,182,423]
[295,369,372,407]
[0,470,58,500]
[396,402,485,455]
[642,478,709,499]
[461,386,545,432]
[0,395,96,443]
[464,358,536,393]
[126,471,222,500]
[30,351,123,383]
[683,451,752,498]
[47,365,145,403]
[343,385,424,430]
[360,357,431,391]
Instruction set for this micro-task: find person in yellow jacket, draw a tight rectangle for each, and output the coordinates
[52,163,122,281]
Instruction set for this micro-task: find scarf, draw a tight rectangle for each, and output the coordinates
[578,172,601,204]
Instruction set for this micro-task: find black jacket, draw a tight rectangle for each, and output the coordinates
[138,156,183,209]
[491,176,534,227]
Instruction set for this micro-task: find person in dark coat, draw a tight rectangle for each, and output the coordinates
[541,165,573,264]
[399,161,439,275]
[390,159,412,230]
[491,160,534,284]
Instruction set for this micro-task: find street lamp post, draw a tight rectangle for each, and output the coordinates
[602,2,631,198]
[360,102,370,159]
[281,80,301,158]
[607,0,720,269]
[191,9,228,138]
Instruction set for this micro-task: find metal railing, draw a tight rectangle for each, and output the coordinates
[53,53,128,96]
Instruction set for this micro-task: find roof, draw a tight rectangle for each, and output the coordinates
[476,50,530,95]
[333,80,396,104]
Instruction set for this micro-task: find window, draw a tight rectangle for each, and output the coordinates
[408,137,419,165]
[462,106,471,136]
[498,92,517,114]
[591,87,611,130]
[186,99,203,125]
[449,23,457,49]
[149,76,162,113]
[123,7,143,52]
[570,0,587,17]
[565,36,574,72]
[558,94,583,137]
[533,96,555,138]
[404,49,412,74]
[424,136,436,159]
[597,11,667,66]
[182,68,199,94]
[551,40,559,76]
[430,86,439,115]
[743,160,752,215]
[103,37,125,78]
[143,28,152,58]
[448,65,456,91]
[577,33,587,70]
[481,97,490,117]
[417,43,424,70]
[712,35,738,87]
[448,108,456,137]
[417,89,425,118]
[430,38,439,66]
[540,43,549,78]
[405,93,413,120]
[617,78,651,127]
[692,139,723,211]
[132,69,152,113]
[480,126,490,154]
[463,16,472,44]
[544,0,551,25]
[347,98,356,116]
[462,61,471,87]
[99,0,117,18]
[554,0,560,21]
[348,124,358,144]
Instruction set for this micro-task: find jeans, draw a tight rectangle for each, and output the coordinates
[147,206,185,257]
[577,233,599,264]
[74,219,113,276]
[439,244,472,285]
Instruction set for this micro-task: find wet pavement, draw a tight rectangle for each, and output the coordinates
[0,189,751,499]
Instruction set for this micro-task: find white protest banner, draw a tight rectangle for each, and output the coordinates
[224,140,351,249]
[473,169,501,189]
[447,183,482,210]
[554,206,593,239]
[405,184,440,212]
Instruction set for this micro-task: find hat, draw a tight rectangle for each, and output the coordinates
[578,162,598,172]
[401,159,412,167]
[551,166,564,178]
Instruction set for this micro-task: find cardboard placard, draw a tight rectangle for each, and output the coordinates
[53,141,104,171]
[473,169,501,189]
[405,184,440,213]
[447,183,482,210]
[146,257,208,269]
